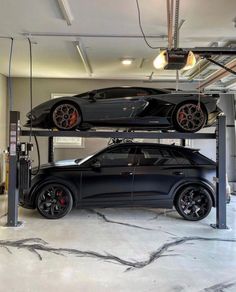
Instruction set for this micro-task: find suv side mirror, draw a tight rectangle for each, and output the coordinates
[91,160,101,169]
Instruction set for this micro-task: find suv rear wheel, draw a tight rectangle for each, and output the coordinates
[175,184,212,221]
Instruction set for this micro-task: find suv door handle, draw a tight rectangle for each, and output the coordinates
[120,171,133,176]
[173,171,184,175]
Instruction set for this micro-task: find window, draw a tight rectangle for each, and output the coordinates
[136,147,178,166]
[171,150,192,165]
[103,88,149,99]
[187,151,215,165]
[51,93,84,148]
[96,147,135,167]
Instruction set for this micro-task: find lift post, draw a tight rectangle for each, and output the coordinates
[48,136,54,163]
[211,115,228,229]
[7,111,21,227]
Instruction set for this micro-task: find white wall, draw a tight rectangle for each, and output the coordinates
[0,74,8,182]
[190,127,216,161]
[0,74,7,151]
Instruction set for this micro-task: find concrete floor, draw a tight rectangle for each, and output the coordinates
[0,195,236,292]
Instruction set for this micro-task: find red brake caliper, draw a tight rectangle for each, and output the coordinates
[178,111,185,122]
[56,191,66,206]
[69,112,78,126]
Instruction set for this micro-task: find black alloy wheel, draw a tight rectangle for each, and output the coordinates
[52,103,81,130]
[173,103,206,133]
[175,185,212,221]
[36,183,73,219]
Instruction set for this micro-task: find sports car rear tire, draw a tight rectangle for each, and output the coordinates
[174,184,212,221]
[173,102,207,133]
[51,102,81,131]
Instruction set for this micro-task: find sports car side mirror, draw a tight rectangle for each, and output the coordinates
[91,160,101,169]
[89,91,97,102]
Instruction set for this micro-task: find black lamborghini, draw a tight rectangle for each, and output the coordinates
[20,142,221,221]
[25,87,221,133]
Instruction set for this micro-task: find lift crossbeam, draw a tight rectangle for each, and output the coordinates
[20,130,216,140]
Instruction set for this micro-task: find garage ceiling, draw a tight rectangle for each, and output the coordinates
[0,0,236,88]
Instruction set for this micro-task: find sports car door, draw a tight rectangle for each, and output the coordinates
[83,88,147,122]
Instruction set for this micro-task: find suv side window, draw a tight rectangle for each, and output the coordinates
[186,151,215,165]
[96,146,136,167]
[136,147,178,166]
[171,150,192,165]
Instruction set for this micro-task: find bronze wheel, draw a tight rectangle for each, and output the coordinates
[174,103,206,133]
[52,103,81,130]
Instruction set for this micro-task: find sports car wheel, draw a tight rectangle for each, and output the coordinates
[175,185,212,221]
[36,183,73,219]
[173,103,206,133]
[52,103,81,130]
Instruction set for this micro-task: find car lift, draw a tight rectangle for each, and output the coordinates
[7,111,227,229]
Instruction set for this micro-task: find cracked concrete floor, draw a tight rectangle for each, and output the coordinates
[0,195,236,292]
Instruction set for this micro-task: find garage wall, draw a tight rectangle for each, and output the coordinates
[0,74,8,152]
[12,77,196,165]
[0,74,8,182]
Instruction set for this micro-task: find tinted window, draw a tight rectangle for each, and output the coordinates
[96,147,135,167]
[104,88,141,99]
[101,88,159,99]
[172,150,192,165]
[187,152,215,165]
[136,147,178,166]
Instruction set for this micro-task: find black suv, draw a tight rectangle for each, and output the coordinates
[20,143,218,220]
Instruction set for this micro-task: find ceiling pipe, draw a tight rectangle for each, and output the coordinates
[57,0,74,26]
[148,71,154,80]
[22,32,167,39]
[139,58,145,69]
[75,40,93,77]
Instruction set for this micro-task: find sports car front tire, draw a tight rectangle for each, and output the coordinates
[51,102,82,131]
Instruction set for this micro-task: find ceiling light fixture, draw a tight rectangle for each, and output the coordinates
[75,41,93,76]
[121,58,134,65]
[153,49,196,70]
[57,0,74,26]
